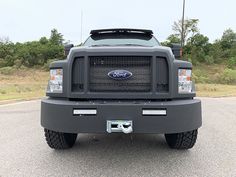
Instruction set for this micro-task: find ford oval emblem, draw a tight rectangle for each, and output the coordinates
[108,70,133,80]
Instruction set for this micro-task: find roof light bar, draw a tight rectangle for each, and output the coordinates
[90,28,153,35]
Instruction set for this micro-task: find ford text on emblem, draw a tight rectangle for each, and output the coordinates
[108,70,133,80]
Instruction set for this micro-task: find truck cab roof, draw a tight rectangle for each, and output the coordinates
[84,28,158,47]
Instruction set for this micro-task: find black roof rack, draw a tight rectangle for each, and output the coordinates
[90,28,153,35]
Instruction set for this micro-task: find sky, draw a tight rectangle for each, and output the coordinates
[0,0,236,44]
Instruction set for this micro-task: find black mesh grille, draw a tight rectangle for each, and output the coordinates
[72,57,85,92]
[89,56,152,92]
[156,57,169,92]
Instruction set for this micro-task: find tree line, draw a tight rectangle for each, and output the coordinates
[162,19,236,69]
[0,29,64,68]
[0,20,236,69]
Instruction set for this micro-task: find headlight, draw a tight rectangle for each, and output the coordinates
[178,69,192,93]
[48,69,63,93]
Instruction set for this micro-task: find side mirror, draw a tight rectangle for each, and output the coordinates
[64,44,74,56]
[170,43,182,59]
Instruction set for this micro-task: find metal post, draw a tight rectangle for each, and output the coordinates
[80,10,83,44]
[181,0,185,48]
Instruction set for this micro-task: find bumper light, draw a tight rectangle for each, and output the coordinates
[178,69,192,93]
[48,69,63,93]
[142,109,167,116]
[73,109,97,115]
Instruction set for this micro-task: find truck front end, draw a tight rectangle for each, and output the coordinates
[41,29,202,150]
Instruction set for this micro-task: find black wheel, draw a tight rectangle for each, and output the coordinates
[165,129,198,149]
[44,128,77,149]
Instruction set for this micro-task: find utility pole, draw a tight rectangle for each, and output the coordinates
[181,0,186,48]
[80,10,83,44]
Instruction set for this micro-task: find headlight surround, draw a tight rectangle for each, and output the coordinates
[178,69,192,93]
[48,68,63,93]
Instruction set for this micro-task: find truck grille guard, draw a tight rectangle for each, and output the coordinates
[70,54,170,99]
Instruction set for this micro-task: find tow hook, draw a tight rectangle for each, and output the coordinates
[121,122,133,134]
[107,120,133,133]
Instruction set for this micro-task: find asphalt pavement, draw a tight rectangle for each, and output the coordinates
[0,98,236,177]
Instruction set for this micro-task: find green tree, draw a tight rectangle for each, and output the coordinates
[49,29,64,45]
[172,18,199,46]
[39,37,49,45]
[220,28,236,50]
[185,33,210,55]
[188,34,209,48]
[208,41,223,63]
[161,34,181,46]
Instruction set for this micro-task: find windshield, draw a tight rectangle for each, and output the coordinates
[83,33,160,47]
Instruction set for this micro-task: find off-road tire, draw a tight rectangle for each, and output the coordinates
[165,129,198,149]
[44,129,77,149]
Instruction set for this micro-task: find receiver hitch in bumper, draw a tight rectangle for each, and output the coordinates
[107,120,133,134]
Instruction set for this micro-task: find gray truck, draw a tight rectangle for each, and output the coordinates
[41,28,202,150]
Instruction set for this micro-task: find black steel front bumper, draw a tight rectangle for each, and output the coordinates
[41,98,202,134]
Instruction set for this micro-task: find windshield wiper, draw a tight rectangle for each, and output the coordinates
[90,44,112,47]
[90,44,152,47]
[114,44,151,47]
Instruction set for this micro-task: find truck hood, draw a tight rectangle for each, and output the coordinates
[68,45,174,60]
